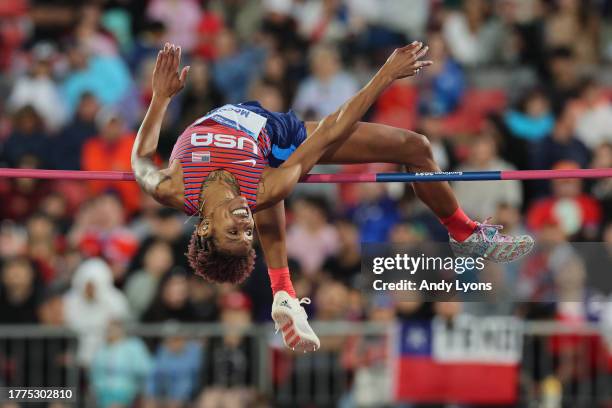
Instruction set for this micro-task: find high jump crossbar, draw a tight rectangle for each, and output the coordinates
[0,168,611,183]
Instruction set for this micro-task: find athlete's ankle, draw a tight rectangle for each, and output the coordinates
[439,207,477,242]
[268,267,297,298]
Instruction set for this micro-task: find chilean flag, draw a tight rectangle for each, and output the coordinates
[393,316,522,405]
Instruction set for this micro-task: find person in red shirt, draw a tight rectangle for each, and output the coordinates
[527,160,602,239]
[81,110,141,214]
[194,9,223,60]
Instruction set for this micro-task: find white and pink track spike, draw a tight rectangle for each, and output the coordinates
[271,291,320,353]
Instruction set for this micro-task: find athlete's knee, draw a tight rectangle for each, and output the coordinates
[398,130,433,160]
[414,132,433,159]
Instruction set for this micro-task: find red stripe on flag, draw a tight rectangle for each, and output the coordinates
[395,357,518,404]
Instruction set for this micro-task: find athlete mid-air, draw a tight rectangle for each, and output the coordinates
[132,43,534,352]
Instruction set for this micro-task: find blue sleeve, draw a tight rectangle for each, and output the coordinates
[435,61,465,113]
[89,351,106,395]
[144,349,162,397]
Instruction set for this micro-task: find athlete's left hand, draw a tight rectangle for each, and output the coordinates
[152,42,190,99]
[380,41,433,80]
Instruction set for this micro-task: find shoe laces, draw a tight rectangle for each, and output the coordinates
[297,297,311,319]
[475,217,508,243]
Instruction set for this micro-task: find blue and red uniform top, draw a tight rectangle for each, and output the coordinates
[169,105,272,215]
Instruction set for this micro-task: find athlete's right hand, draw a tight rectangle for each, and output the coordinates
[379,41,432,80]
[152,42,190,99]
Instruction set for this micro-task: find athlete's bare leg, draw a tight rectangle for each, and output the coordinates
[306,122,459,218]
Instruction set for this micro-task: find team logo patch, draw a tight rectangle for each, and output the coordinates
[192,151,210,163]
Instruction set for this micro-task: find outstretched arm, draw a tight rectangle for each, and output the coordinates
[255,201,298,298]
[260,42,432,203]
[131,43,189,201]
[254,201,288,269]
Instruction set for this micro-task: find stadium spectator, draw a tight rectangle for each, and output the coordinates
[63,258,130,366]
[74,4,120,57]
[322,218,361,285]
[211,29,266,103]
[52,92,99,170]
[347,184,400,243]
[527,161,602,239]
[590,143,612,221]
[2,105,50,168]
[293,0,350,43]
[504,88,555,142]
[26,212,60,283]
[453,132,522,220]
[146,0,202,53]
[81,111,141,214]
[187,274,219,322]
[199,291,256,407]
[293,43,359,119]
[128,20,167,74]
[0,155,52,222]
[531,104,591,171]
[260,0,304,56]
[145,329,203,407]
[389,221,428,244]
[419,114,455,171]
[257,51,298,108]
[142,271,196,323]
[61,42,132,116]
[347,0,430,42]
[543,47,582,116]
[442,0,504,66]
[37,284,65,327]
[125,240,175,319]
[572,78,612,150]
[7,42,66,131]
[249,81,285,113]
[131,207,191,270]
[0,257,41,323]
[177,59,224,131]
[100,6,133,54]
[0,0,29,72]
[342,293,394,407]
[544,0,600,65]
[90,320,152,408]
[287,196,339,276]
[494,202,529,238]
[194,7,224,60]
[315,280,350,322]
[90,321,151,408]
[417,30,465,117]
[68,193,139,286]
[295,280,350,404]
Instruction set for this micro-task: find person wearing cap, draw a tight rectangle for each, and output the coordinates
[527,160,602,239]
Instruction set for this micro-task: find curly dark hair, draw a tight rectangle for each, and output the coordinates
[186,229,256,284]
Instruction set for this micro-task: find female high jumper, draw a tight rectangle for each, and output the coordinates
[132,43,533,352]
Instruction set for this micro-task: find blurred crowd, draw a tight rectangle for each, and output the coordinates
[2,0,612,406]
